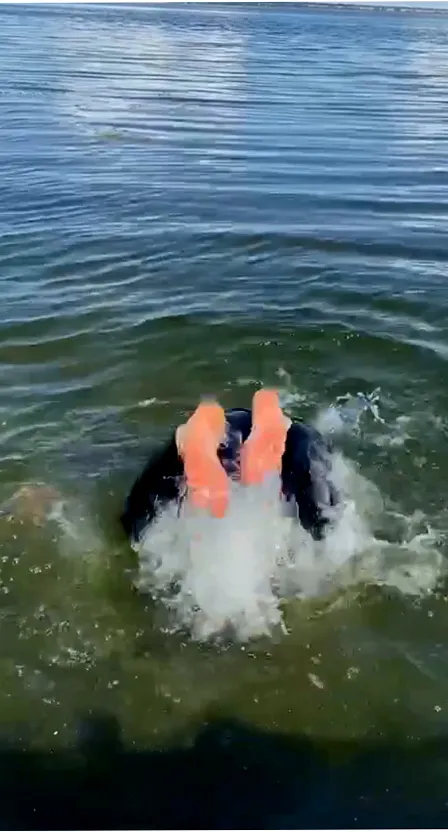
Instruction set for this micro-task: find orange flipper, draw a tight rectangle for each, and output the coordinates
[240,389,289,486]
[176,401,229,518]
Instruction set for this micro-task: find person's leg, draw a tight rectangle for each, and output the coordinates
[240,389,290,486]
[121,437,183,545]
[176,400,230,518]
[122,402,240,544]
[281,421,338,540]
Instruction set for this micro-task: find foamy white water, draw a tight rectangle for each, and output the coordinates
[135,396,446,642]
[5,392,443,644]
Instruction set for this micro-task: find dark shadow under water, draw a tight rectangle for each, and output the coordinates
[1,713,448,829]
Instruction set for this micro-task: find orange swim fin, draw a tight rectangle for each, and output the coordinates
[176,401,229,519]
[240,389,289,486]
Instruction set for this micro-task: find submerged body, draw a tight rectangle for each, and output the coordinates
[121,407,338,546]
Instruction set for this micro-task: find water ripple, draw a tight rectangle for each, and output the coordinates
[0,2,448,516]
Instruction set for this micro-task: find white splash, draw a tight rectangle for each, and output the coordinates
[135,393,446,643]
[315,388,385,437]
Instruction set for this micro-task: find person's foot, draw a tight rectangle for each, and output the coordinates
[240,389,290,486]
[176,401,229,518]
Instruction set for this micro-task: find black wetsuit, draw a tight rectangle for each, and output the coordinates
[121,408,338,546]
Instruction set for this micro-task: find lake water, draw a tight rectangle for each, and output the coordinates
[1,2,448,826]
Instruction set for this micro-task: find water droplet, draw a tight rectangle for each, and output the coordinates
[308,672,325,690]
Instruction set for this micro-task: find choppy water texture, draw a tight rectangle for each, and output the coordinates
[2,2,448,824]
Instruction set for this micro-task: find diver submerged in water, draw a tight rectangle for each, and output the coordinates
[121,389,339,546]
